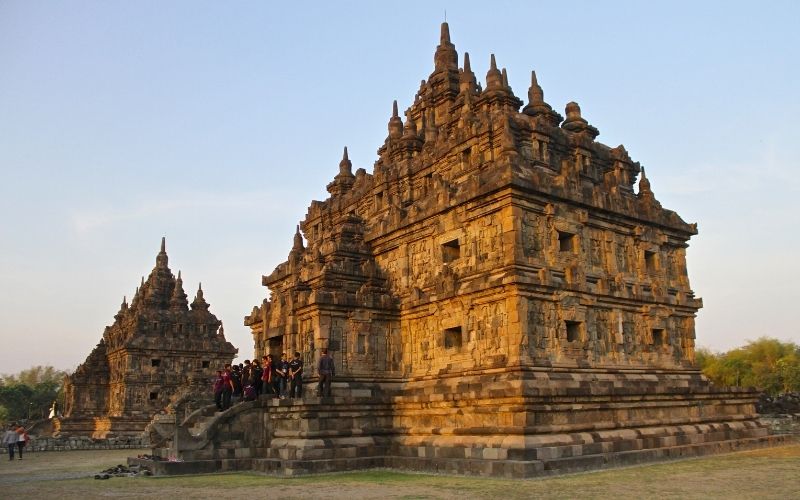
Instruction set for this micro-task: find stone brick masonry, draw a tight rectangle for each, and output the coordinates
[136,23,790,476]
[57,239,237,438]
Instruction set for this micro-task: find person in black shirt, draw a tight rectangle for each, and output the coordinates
[317,348,335,397]
[275,352,289,399]
[288,351,303,398]
[252,359,264,396]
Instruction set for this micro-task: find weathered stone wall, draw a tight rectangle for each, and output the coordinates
[29,435,148,452]
[218,23,781,478]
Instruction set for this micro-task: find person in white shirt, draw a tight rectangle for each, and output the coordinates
[3,425,18,460]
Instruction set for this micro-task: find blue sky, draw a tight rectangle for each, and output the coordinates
[1,1,798,373]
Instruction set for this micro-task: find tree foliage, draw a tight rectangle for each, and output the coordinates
[0,365,67,423]
[696,337,800,395]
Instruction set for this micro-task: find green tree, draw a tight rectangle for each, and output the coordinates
[697,337,800,395]
[0,365,67,423]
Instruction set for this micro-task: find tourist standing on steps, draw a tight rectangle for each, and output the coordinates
[262,355,274,395]
[288,351,304,398]
[317,348,335,397]
[276,352,289,399]
[3,424,18,460]
[252,359,264,396]
[213,370,225,410]
[231,365,243,403]
[221,364,234,410]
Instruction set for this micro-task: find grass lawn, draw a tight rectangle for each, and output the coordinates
[1,444,798,499]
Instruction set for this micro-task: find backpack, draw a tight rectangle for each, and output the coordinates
[243,385,256,401]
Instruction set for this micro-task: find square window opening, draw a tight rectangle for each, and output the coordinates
[652,328,665,346]
[645,250,657,273]
[565,321,582,342]
[558,231,575,252]
[149,392,158,401]
[357,334,367,354]
[442,239,461,263]
[202,360,210,368]
[151,359,161,367]
[444,327,463,349]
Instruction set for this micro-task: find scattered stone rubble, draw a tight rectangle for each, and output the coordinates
[94,464,152,479]
[757,392,800,414]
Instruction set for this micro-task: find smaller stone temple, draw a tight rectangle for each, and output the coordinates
[56,239,237,438]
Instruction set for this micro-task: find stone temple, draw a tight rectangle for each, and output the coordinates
[141,24,784,476]
[57,239,237,438]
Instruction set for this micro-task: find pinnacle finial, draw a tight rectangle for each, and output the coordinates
[463,52,471,73]
[502,68,509,89]
[177,270,182,280]
[528,70,544,103]
[156,237,168,267]
[638,166,652,195]
[198,282,202,291]
[523,70,560,122]
[403,113,418,139]
[440,22,451,43]
[389,100,403,138]
[293,225,305,251]
[434,21,458,71]
[561,100,598,138]
[486,54,502,90]
[338,145,353,176]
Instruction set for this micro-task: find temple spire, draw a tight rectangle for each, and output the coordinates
[191,282,209,311]
[561,101,599,138]
[459,52,477,94]
[156,237,168,268]
[170,269,188,311]
[388,100,403,139]
[293,225,305,251]
[638,166,653,196]
[403,113,418,138]
[433,22,458,71]
[522,70,562,124]
[486,54,502,90]
[339,146,353,176]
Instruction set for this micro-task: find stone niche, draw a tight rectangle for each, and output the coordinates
[150,23,784,477]
[57,239,237,438]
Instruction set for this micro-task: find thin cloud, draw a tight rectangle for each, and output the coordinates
[69,190,299,234]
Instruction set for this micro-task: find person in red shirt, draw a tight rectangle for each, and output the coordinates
[213,370,224,410]
[261,355,274,396]
[221,364,234,410]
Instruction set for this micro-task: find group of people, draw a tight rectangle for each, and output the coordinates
[212,349,335,411]
[3,424,29,461]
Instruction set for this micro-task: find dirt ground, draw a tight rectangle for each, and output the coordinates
[1,444,798,499]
